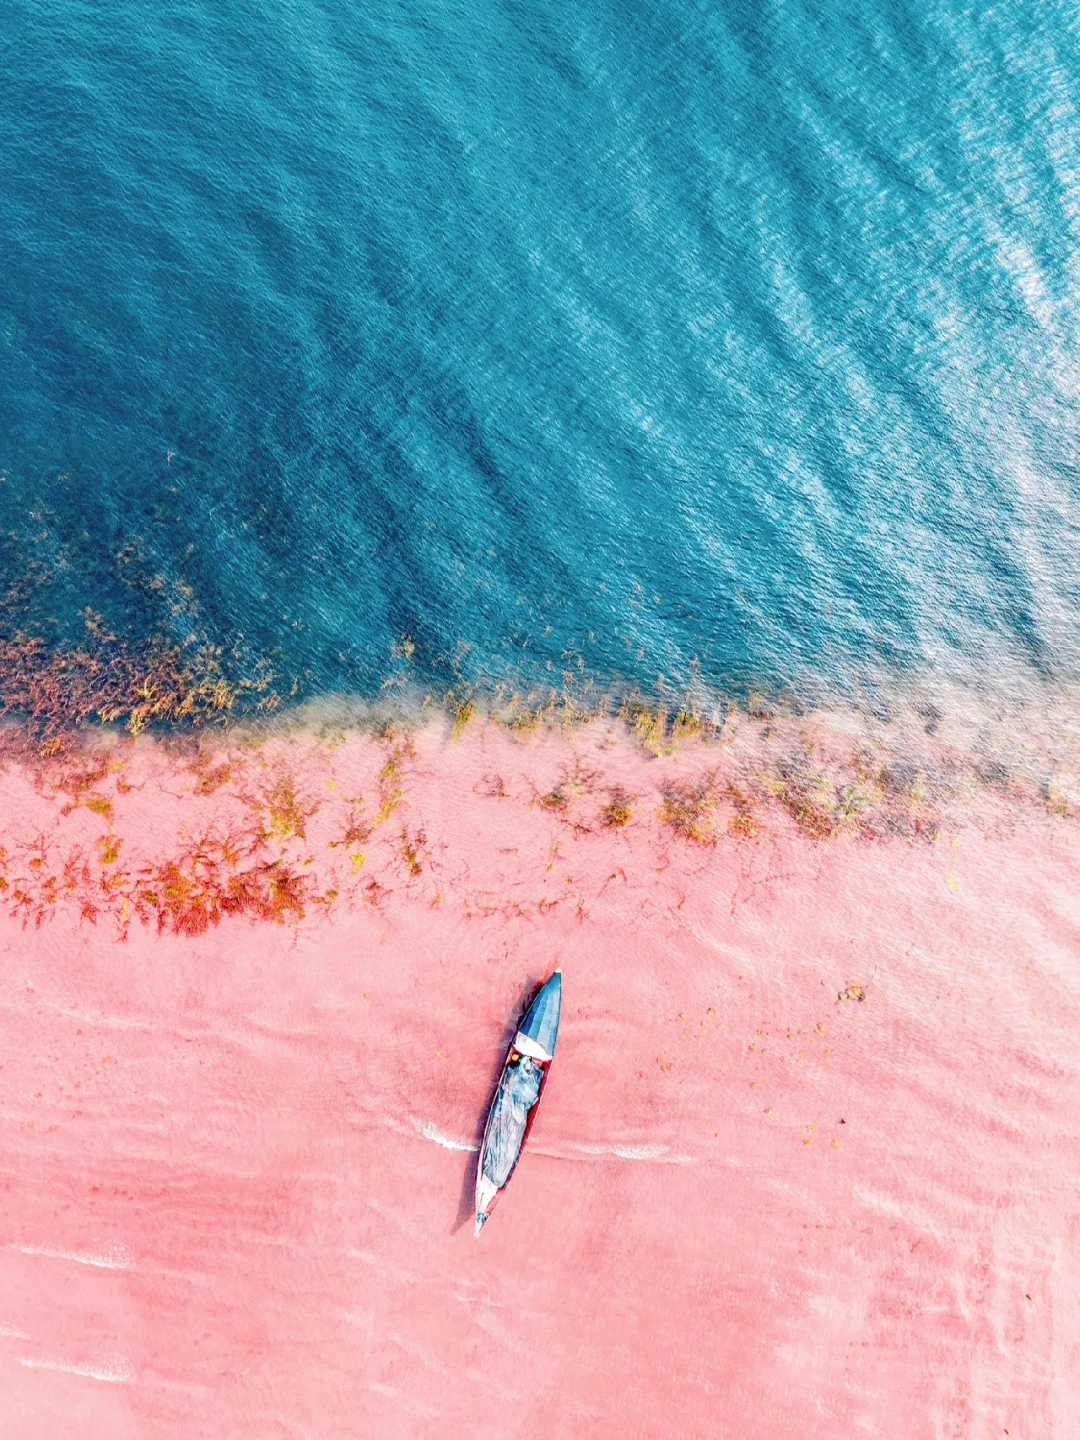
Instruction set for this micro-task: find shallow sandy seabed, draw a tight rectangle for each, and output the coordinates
[1,716,1078,1437]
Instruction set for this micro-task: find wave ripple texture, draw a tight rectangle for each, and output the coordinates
[2,0,1079,710]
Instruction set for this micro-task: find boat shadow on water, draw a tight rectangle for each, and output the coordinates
[450,974,551,1235]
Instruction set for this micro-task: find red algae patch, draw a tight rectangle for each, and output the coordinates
[0,708,1074,935]
[1,716,1079,1436]
[0,626,269,743]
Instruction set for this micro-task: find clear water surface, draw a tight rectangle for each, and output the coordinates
[2,0,1079,712]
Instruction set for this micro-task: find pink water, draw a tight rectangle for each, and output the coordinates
[1,716,1078,1437]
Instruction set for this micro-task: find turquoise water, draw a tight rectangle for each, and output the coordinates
[2,0,1079,714]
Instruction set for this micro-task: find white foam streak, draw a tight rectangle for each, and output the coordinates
[409,1117,479,1152]
[11,1242,133,1270]
[549,1141,694,1165]
[20,1355,133,1384]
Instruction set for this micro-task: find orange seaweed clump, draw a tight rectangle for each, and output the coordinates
[263,774,317,841]
[658,776,720,844]
[397,826,427,877]
[139,845,311,936]
[450,700,475,742]
[373,741,411,824]
[192,757,234,795]
[624,702,674,757]
[601,788,635,828]
[0,839,95,929]
[772,765,841,840]
[726,785,760,839]
[0,620,276,745]
[759,749,947,842]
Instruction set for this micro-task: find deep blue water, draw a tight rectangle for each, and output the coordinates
[3,0,1080,713]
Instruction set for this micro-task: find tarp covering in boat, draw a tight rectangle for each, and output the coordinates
[482,1056,544,1189]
